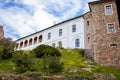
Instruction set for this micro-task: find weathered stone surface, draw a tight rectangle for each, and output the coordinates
[84,0,120,68]
[94,74,116,80]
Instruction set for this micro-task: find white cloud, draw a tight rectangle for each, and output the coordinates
[0,0,97,40]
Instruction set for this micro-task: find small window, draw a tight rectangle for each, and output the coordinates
[87,21,89,26]
[108,24,115,33]
[110,44,117,48]
[75,38,80,47]
[58,41,62,48]
[59,29,62,36]
[88,37,90,42]
[48,32,51,39]
[72,24,76,33]
[52,43,55,47]
[105,5,113,15]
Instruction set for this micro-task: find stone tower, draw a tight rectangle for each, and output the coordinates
[0,26,4,40]
[85,0,120,68]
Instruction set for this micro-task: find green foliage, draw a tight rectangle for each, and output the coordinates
[0,46,3,57]
[74,48,85,57]
[0,58,15,71]
[0,38,15,59]
[92,65,120,80]
[65,69,95,80]
[32,45,61,58]
[42,56,64,74]
[1,48,12,59]
[12,50,35,72]
[24,71,43,77]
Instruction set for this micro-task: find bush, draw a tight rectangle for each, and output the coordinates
[12,50,35,72]
[0,46,3,57]
[1,48,12,59]
[42,56,64,74]
[74,48,85,57]
[32,45,61,58]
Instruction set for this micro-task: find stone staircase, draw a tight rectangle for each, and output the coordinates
[84,49,94,60]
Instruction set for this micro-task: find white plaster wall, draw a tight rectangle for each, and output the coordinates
[16,16,85,50]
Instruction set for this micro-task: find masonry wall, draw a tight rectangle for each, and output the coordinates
[0,26,4,40]
[89,0,120,68]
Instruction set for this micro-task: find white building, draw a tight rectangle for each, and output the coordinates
[16,16,85,50]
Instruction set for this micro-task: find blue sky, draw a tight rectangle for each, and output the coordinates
[0,0,96,40]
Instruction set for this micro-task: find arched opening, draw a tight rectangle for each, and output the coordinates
[58,41,62,48]
[52,43,55,47]
[29,38,32,45]
[34,37,37,44]
[24,40,28,47]
[39,35,43,43]
[20,42,23,48]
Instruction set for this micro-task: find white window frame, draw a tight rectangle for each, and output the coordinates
[104,4,113,15]
[107,23,116,33]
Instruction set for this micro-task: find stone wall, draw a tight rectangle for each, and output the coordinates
[87,0,120,68]
[0,26,4,40]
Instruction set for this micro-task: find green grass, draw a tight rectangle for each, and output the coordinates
[0,58,15,71]
[60,49,86,71]
[0,49,120,80]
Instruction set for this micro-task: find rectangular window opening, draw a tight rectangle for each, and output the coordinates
[105,5,113,15]
[108,24,115,33]
[110,44,117,48]
[72,24,76,33]
[75,38,80,47]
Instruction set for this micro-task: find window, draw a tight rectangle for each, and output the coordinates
[88,37,90,42]
[48,32,51,39]
[72,24,76,33]
[105,5,113,15]
[110,44,117,48]
[75,38,80,47]
[108,24,115,33]
[59,29,62,36]
[87,21,89,26]
[58,41,62,48]
[52,43,55,47]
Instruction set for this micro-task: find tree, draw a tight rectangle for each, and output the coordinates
[0,37,15,59]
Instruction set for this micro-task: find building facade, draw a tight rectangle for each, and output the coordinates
[16,0,120,68]
[85,0,120,68]
[16,17,85,50]
[0,26,4,40]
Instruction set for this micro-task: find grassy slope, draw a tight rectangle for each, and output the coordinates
[0,49,120,79]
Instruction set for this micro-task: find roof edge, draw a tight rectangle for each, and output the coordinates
[16,15,84,41]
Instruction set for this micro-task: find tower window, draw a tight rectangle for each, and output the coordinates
[105,5,113,15]
[87,21,89,26]
[110,44,117,48]
[108,23,115,33]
